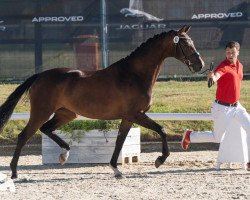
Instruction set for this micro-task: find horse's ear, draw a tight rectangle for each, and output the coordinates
[178,25,191,34]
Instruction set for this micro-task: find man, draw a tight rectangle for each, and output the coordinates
[181,41,250,170]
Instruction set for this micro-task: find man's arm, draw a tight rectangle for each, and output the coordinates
[208,71,221,82]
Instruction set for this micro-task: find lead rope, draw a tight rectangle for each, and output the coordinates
[208,62,214,88]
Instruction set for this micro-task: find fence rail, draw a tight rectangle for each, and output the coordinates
[10,113,212,121]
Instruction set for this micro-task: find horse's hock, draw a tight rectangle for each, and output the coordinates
[42,128,140,165]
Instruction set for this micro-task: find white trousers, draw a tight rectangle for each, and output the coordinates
[190,102,250,157]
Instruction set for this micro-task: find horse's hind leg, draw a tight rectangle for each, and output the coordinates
[40,108,77,165]
[10,115,51,179]
[110,119,132,178]
[134,112,170,168]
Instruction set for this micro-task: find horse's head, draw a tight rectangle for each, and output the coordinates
[172,25,205,73]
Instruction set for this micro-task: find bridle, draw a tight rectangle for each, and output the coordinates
[173,33,200,72]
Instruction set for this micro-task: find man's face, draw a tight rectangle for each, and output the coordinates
[225,47,239,63]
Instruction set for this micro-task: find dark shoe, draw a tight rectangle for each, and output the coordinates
[181,130,192,150]
[247,162,250,171]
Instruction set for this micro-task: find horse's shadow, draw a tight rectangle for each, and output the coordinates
[147,168,233,174]
[1,164,240,184]
[13,176,96,184]
[0,163,107,170]
[0,163,111,183]
[0,164,238,173]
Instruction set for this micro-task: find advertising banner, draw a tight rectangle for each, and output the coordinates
[0,0,249,80]
[106,0,249,47]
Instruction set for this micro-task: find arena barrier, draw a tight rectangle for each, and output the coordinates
[10,112,212,165]
[10,112,249,170]
[10,112,212,121]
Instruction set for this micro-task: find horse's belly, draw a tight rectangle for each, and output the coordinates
[67,100,123,120]
[77,109,122,120]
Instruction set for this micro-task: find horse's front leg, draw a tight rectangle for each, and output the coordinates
[134,112,170,168]
[110,119,132,178]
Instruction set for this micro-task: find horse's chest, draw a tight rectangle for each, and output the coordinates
[134,92,152,111]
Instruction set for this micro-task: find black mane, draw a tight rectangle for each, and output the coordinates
[125,31,170,60]
[109,30,174,68]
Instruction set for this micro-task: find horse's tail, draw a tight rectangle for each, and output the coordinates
[0,73,40,132]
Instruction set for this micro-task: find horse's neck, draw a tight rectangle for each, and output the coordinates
[130,49,167,89]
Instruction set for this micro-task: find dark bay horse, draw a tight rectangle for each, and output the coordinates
[0,25,204,179]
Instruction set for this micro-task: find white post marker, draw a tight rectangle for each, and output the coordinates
[0,172,16,193]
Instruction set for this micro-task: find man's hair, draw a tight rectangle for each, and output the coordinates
[225,41,240,50]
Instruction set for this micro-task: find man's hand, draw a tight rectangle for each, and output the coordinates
[208,71,214,80]
[208,71,221,82]
[208,71,214,88]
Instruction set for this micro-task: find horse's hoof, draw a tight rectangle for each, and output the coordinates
[155,159,162,168]
[109,164,123,179]
[59,154,68,165]
[154,156,165,168]
[115,173,124,179]
[11,173,17,179]
[59,149,69,165]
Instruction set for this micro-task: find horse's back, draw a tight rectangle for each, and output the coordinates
[40,68,87,78]
[28,67,118,116]
[28,68,88,109]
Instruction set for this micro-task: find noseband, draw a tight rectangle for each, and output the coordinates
[173,34,200,72]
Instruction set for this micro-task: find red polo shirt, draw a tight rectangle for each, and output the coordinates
[215,59,243,104]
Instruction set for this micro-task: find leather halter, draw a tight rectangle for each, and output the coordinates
[173,34,200,72]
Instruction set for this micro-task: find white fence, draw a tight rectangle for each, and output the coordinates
[10,113,212,121]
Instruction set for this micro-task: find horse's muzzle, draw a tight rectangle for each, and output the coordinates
[183,52,205,73]
[190,55,205,73]
[191,60,205,72]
